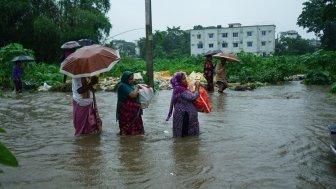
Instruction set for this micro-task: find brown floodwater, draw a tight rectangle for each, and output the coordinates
[1,81,336,189]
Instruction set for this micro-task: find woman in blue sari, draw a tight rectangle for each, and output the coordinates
[116,71,144,135]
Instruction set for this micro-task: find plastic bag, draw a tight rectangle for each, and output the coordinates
[138,85,154,109]
[193,86,212,113]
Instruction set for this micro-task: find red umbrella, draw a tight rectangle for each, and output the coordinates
[213,53,239,62]
[60,45,120,78]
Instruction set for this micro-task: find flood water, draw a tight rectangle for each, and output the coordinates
[1,81,336,189]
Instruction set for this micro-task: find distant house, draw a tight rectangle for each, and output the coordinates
[190,23,276,56]
[279,30,300,39]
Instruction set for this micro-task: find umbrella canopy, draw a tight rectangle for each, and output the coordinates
[11,55,34,62]
[60,45,120,78]
[78,39,97,46]
[203,49,222,57]
[213,53,239,62]
[60,41,81,49]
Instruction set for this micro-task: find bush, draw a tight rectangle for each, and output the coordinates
[0,43,34,88]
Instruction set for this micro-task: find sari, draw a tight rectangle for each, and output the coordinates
[72,78,100,136]
[116,71,144,135]
[166,72,200,137]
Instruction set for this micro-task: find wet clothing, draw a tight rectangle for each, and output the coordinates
[117,71,144,135]
[172,90,200,137]
[72,78,100,136]
[167,72,200,137]
[214,61,228,92]
[12,65,23,93]
[72,100,100,136]
[204,59,214,91]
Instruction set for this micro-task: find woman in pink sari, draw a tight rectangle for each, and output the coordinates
[72,76,101,136]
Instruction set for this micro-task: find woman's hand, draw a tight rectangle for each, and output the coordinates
[194,81,200,91]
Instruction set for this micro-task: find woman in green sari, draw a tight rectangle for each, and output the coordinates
[116,71,144,135]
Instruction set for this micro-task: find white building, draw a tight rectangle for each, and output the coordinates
[279,30,300,39]
[190,23,276,56]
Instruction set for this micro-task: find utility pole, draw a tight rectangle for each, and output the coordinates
[145,0,154,88]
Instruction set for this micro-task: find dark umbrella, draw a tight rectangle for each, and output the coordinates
[203,49,222,57]
[78,39,97,46]
[11,55,34,62]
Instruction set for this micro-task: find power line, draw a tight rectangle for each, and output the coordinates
[104,28,145,42]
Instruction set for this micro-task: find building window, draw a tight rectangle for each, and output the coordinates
[197,43,203,49]
[247,42,253,47]
[209,43,214,48]
[261,41,266,46]
[247,31,252,37]
[197,34,201,39]
[222,33,228,38]
[233,43,238,48]
[208,33,214,38]
[262,31,266,36]
[222,42,228,48]
[233,32,238,37]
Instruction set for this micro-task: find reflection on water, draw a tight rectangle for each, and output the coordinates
[1,81,336,189]
[117,136,148,187]
[170,137,214,188]
[71,135,102,187]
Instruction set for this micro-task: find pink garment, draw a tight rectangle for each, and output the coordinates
[72,100,100,136]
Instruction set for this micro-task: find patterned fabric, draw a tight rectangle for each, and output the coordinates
[116,71,136,120]
[72,100,100,136]
[166,72,188,121]
[204,59,214,91]
[118,97,144,135]
[172,90,200,137]
[117,71,144,135]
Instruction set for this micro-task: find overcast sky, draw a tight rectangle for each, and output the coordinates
[107,0,316,42]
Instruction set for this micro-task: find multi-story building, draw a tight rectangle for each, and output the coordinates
[279,30,300,39]
[190,23,276,56]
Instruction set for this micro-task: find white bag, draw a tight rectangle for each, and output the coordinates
[138,85,154,109]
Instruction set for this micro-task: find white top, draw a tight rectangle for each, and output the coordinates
[72,78,93,106]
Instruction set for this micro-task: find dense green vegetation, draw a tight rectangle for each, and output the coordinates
[1,43,336,92]
[0,0,111,62]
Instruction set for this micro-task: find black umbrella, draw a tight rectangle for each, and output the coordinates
[11,55,34,62]
[203,49,222,57]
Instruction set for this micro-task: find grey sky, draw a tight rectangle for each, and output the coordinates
[108,0,316,42]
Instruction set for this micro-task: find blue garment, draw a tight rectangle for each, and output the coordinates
[12,65,22,81]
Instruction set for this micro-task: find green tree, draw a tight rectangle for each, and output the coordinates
[297,0,336,50]
[0,0,111,62]
[275,36,317,55]
[138,27,190,59]
[109,40,137,57]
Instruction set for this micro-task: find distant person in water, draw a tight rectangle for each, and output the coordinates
[203,55,214,92]
[215,59,228,93]
[12,61,23,94]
